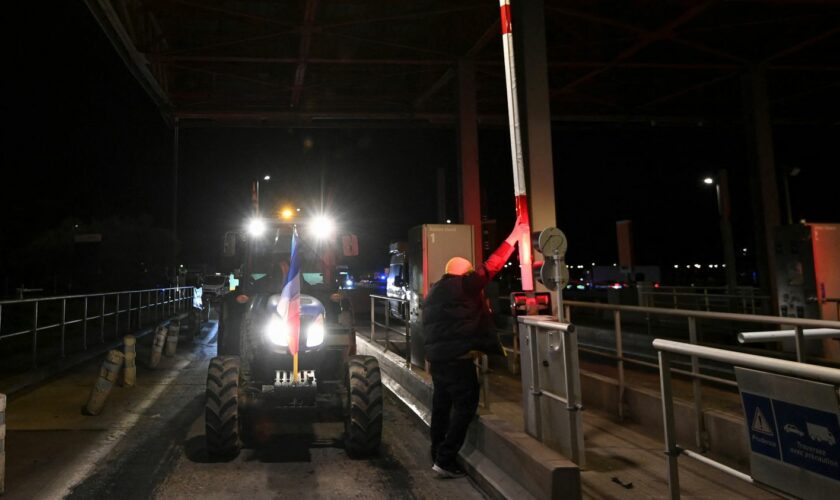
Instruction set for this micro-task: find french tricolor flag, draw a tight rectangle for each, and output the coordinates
[277,227,302,356]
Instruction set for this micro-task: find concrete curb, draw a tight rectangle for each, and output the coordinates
[357,335,581,500]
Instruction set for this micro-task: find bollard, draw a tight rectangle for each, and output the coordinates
[164,321,180,357]
[123,335,136,387]
[149,324,168,368]
[84,350,125,416]
[1,393,5,495]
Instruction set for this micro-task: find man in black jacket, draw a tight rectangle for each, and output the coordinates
[423,220,527,478]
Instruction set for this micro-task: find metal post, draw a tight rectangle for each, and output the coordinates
[100,295,106,342]
[83,297,88,350]
[658,351,681,499]
[115,294,120,337]
[369,296,375,342]
[703,289,710,311]
[613,310,625,421]
[31,301,39,368]
[404,301,411,368]
[561,327,584,466]
[794,324,805,362]
[564,304,571,322]
[384,305,390,350]
[137,292,142,327]
[527,324,543,440]
[60,298,67,357]
[127,293,132,331]
[687,317,706,450]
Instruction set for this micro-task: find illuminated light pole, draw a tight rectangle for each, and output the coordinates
[499,0,534,292]
[704,170,737,294]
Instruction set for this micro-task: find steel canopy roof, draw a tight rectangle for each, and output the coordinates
[84,0,840,128]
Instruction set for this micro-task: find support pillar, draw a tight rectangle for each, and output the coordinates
[172,120,180,285]
[741,65,780,309]
[457,59,483,263]
[513,0,556,300]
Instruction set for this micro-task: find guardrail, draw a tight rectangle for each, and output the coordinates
[653,339,840,499]
[369,294,411,367]
[563,299,840,449]
[637,285,770,315]
[518,315,583,465]
[0,287,194,370]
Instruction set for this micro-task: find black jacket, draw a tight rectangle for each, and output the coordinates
[423,243,513,362]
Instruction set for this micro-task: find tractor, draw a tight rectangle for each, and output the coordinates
[205,215,382,458]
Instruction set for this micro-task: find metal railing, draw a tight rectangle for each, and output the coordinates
[563,299,840,449]
[638,285,770,314]
[518,315,583,465]
[653,339,840,499]
[0,287,194,369]
[369,294,411,367]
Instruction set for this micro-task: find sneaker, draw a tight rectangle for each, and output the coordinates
[432,463,467,479]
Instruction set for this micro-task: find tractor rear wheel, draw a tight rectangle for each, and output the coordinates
[205,356,241,458]
[345,355,383,457]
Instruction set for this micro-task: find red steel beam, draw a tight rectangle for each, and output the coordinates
[556,1,719,93]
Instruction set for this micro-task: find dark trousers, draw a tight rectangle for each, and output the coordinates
[430,359,479,468]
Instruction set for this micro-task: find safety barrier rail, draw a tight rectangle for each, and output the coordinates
[0,287,194,370]
[562,299,840,449]
[518,315,584,465]
[637,285,770,315]
[368,294,411,367]
[653,339,840,499]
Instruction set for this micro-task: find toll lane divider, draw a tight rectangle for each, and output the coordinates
[355,333,580,500]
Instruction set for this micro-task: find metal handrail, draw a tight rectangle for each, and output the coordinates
[653,339,840,498]
[369,294,411,367]
[562,299,840,451]
[0,287,194,368]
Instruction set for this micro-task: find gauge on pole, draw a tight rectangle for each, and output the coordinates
[538,227,567,257]
[539,258,569,291]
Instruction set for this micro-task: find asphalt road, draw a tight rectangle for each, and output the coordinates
[4,322,486,500]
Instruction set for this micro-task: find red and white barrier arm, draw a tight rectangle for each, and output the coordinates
[499,0,534,291]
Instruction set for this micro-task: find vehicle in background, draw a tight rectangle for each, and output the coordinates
[202,273,230,301]
[386,242,408,319]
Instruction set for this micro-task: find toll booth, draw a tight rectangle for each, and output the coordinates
[775,224,840,358]
[406,224,475,366]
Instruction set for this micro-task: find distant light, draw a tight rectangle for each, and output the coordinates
[703,177,714,185]
[694,264,701,269]
[686,265,691,269]
[264,175,271,181]
[673,264,679,269]
[611,283,622,289]
[612,263,617,267]
[280,207,294,220]
[591,262,596,266]
[708,264,714,269]
[446,219,452,224]
[345,279,353,287]
[722,264,726,268]
[742,247,747,253]
[296,207,301,212]
[247,218,266,237]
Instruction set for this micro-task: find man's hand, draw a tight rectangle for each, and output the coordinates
[505,218,530,246]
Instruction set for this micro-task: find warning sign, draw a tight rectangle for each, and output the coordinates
[752,406,774,436]
[741,392,780,460]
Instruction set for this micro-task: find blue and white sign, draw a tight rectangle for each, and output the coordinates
[736,368,840,499]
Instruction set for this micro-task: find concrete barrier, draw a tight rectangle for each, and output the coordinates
[356,335,580,500]
[149,325,168,368]
[84,350,125,416]
[1,393,6,495]
[123,335,136,387]
[164,321,180,357]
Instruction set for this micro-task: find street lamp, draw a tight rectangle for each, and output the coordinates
[703,170,737,293]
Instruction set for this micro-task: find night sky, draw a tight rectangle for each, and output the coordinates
[1,2,837,293]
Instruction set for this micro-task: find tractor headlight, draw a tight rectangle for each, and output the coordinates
[247,218,266,237]
[309,215,335,241]
[306,316,325,347]
[266,315,290,346]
